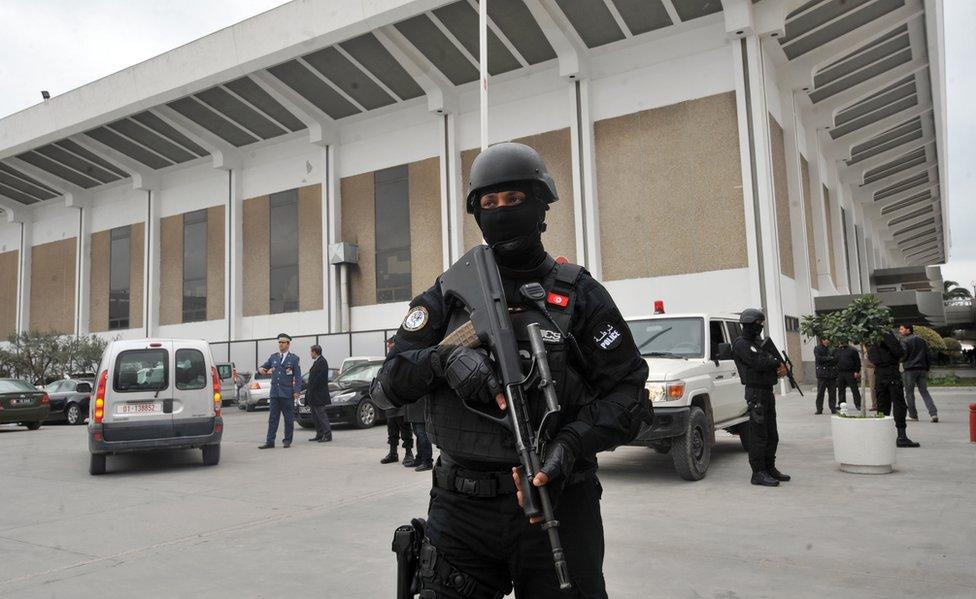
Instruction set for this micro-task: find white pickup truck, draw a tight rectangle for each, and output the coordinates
[624,313,751,481]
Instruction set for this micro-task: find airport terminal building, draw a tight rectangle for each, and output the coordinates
[0,0,950,373]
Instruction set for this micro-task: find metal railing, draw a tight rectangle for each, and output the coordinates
[208,329,398,373]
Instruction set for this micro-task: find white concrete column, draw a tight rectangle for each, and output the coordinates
[16,217,31,334]
[325,144,342,333]
[782,87,817,362]
[568,78,601,278]
[227,168,243,342]
[71,201,91,336]
[439,112,464,268]
[733,33,788,351]
[807,132,835,293]
[143,188,160,338]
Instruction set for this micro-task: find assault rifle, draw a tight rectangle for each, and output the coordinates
[761,336,804,396]
[437,245,572,591]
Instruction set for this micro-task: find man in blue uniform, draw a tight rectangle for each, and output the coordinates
[258,333,302,449]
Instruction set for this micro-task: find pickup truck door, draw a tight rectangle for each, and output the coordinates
[709,320,741,423]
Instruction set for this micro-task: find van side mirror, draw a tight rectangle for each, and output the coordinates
[715,343,733,361]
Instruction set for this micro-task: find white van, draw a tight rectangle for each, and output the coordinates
[88,339,224,475]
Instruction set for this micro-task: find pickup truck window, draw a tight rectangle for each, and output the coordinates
[627,318,705,358]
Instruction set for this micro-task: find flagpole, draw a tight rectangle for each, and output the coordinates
[479,0,488,151]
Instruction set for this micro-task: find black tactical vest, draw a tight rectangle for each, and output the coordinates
[426,261,591,465]
[733,337,780,388]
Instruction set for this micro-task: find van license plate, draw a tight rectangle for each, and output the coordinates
[118,403,162,414]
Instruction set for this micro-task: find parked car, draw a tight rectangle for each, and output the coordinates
[43,377,95,425]
[296,358,386,429]
[625,313,751,481]
[0,379,50,430]
[239,372,272,411]
[339,356,375,375]
[215,362,238,406]
[87,339,223,475]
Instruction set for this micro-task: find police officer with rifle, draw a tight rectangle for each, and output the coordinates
[731,309,792,487]
[373,142,648,598]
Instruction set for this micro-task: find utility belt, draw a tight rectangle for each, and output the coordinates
[432,462,597,498]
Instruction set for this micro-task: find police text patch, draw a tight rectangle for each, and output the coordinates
[593,322,622,351]
[402,306,429,331]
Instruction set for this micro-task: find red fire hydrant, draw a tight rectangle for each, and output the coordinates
[970,404,976,443]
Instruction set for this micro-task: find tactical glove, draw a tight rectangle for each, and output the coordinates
[539,437,577,485]
[433,345,503,406]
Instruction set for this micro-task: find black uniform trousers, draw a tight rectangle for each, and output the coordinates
[874,369,908,431]
[424,473,606,598]
[815,378,838,413]
[387,415,414,451]
[836,372,861,410]
[745,387,778,474]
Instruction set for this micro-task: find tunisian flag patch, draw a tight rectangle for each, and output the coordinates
[546,292,569,308]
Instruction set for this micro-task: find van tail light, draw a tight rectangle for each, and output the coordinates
[94,370,108,423]
[41,393,50,405]
[211,366,221,416]
[232,368,237,380]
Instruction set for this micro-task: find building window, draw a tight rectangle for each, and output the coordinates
[183,209,208,322]
[374,165,411,303]
[269,189,299,314]
[109,226,131,330]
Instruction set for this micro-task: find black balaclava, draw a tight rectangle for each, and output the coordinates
[474,182,547,269]
[743,322,765,341]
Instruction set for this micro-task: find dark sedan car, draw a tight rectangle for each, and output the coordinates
[295,360,385,429]
[0,379,50,430]
[43,378,94,425]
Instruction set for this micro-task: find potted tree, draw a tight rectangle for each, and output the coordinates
[801,296,897,474]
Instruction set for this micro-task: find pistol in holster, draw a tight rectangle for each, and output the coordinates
[392,518,426,599]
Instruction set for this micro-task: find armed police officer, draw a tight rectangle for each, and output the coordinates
[732,309,791,487]
[372,142,648,598]
[867,330,920,447]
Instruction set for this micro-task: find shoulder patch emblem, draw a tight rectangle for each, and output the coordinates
[593,322,623,351]
[402,306,429,332]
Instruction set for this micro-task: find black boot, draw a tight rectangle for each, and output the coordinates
[380,448,398,464]
[414,461,433,472]
[896,432,920,448]
[401,450,417,468]
[768,467,791,481]
[751,471,780,486]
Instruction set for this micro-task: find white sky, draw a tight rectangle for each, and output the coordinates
[0,0,973,291]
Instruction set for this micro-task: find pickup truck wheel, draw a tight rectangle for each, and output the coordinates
[672,406,710,481]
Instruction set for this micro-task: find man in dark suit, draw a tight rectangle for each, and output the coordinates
[306,344,332,442]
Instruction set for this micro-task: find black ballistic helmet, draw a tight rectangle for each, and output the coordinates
[466,142,558,213]
[740,309,766,324]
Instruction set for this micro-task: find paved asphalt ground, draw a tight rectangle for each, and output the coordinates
[1,387,973,598]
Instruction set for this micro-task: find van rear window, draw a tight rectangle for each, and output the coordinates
[176,349,208,390]
[114,349,168,393]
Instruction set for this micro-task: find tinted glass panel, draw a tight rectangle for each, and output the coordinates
[109,226,131,330]
[175,349,207,390]
[0,380,37,392]
[374,165,411,303]
[114,349,168,392]
[269,190,299,314]
[626,317,705,358]
[183,209,208,322]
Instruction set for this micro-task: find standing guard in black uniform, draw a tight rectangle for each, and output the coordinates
[731,309,790,487]
[867,331,920,448]
[372,142,648,598]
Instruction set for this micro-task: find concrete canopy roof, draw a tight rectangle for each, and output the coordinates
[0,0,724,208]
[768,0,948,268]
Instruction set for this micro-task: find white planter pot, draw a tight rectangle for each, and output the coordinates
[830,415,897,474]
